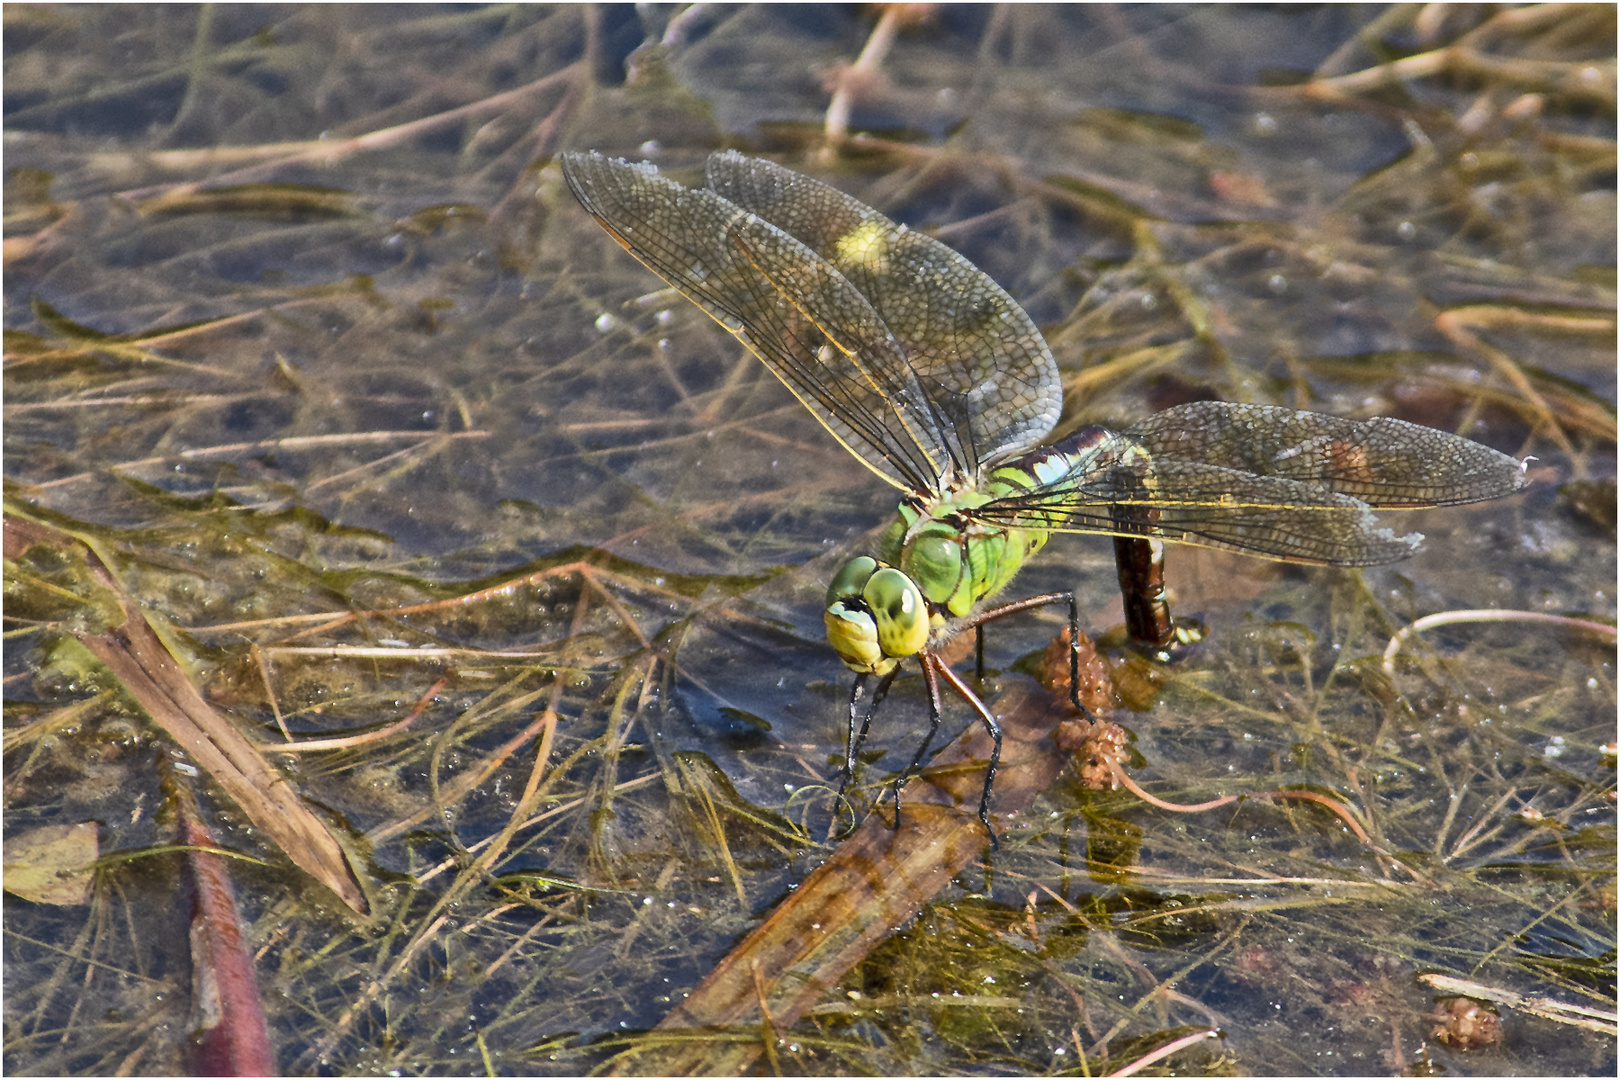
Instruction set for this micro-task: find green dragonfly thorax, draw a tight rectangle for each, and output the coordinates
[825,429,1125,675]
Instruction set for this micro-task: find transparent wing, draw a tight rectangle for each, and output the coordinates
[975,403,1527,567]
[705,151,1063,473]
[560,151,949,493]
[1125,401,1529,507]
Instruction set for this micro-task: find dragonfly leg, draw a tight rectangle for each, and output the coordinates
[974,624,985,682]
[1062,590,1092,720]
[889,653,945,828]
[835,668,898,816]
[957,590,1094,720]
[933,661,1002,850]
[843,673,869,781]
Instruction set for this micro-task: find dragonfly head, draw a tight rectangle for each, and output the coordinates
[823,556,929,676]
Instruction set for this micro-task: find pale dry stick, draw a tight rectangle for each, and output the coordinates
[302,432,485,495]
[375,561,671,627]
[1412,2,1454,46]
[1118,867,1400,890]
[269,677,450,754]
[1436,307,1613,457]
[366,695,566,848]
[30,430,490,493]
[8,392,251,413]
[261,645,561,661]
[1430,781,1470,862]
[1449,2,1603,51]
[1159,987,1226,1033]
[1438,307,1617,342]
[277,615,375,645]
[191,559,675,636]
[8,282,379,365]
[1313,5,1424,79]
[1107,1028,1222,1079]
[1418,972,1619,1036]
[1383,609,1617,676]
[482,908,564,980]
[248,642,292,742]
[116,65,586,203]
[821,4,907,159]
[1297,25,1614,105]
[660,2,720,45]
[189,611,359,635]
[6,334,238,379]
[1444,786,1524,864]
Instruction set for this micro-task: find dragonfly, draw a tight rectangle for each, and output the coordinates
[559,150,1528,847]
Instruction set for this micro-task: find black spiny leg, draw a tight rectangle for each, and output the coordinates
[835,668,898,825]
[1063,590,1088,718]
[974,624,986,682]
[958,590,1094,721]
[842,672,870,785]
[934,661,1003,850]
[889,652,945,827]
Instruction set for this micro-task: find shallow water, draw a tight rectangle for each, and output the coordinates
[5,6,1614,1076]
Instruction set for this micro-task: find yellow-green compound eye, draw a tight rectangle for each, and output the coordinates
[863,567,929,660]
[825,600,887,674]
[826,555,879,608]
[826,556,891,673]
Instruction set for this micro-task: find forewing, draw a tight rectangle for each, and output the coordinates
[560,151,947,493]
[723,215,961,486]
[1125,401,1529,507]
[705,151,1062,472]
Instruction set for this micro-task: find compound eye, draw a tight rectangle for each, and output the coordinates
[863,568,929,659]
[826,556,878,607]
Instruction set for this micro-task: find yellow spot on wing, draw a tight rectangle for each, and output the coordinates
[834,220,890,270]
